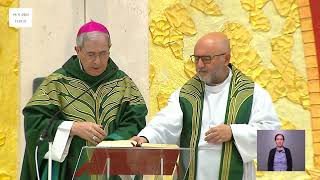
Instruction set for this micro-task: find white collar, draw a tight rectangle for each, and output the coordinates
[78,58,84,71]
[204,68,232,94]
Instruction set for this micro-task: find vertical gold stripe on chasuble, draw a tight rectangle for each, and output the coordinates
[221,69,254,179]
[222,142,232,180]
[180,80,203,180]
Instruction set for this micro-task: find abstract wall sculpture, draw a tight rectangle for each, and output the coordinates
[0,0,319,179]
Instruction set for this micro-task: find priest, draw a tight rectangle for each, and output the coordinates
[132,32,280,180]
[21,20,148,180]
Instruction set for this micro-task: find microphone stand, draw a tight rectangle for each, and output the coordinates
[48,142,52,180]
[37,71,110,180]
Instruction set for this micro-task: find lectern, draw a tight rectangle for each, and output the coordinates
[72,146,191,179]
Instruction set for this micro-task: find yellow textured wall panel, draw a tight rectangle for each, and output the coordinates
[0,0,14,6]
[273,0,295,16]
[190,0,222,16]
[0,0,19,180]
[149,0,316,178]
[164,3,196,36]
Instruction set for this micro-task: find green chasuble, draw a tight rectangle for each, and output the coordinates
[179,66,254,180]
[21,55,148,180]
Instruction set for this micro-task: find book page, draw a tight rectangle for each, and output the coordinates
[96,140,137,147]
[97,140,178,148]
[141,143,178,148]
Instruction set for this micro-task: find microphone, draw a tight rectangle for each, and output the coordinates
[38,71,110,144]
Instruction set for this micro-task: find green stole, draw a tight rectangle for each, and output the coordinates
[179,67,254,180]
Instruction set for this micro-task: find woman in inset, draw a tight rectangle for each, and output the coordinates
[268,133,292,171]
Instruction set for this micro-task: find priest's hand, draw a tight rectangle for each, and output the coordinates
[204,124,233,144]
[70,122,106,145]
[130,136,148,146]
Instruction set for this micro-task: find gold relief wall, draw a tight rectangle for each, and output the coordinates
[149,0,318,179]
[0,0,317,179]
[0,0,19,179]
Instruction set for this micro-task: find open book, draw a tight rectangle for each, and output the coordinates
[97,140,178,148]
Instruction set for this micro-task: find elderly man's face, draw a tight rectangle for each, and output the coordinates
[194,40,229,85]
[77,35,110,76]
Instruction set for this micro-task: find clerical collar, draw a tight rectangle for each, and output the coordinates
[205,68,232,94]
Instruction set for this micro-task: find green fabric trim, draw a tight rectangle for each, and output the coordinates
[179,66,254,180]
[179,77,204,180]
[218,67,254,180]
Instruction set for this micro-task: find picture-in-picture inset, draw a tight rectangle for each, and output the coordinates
[257,130,305,171]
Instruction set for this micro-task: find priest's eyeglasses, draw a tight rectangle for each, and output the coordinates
[190,53,226,64]
[83,48,110,61]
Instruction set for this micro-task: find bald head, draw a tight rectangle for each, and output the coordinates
[193,32,231,86]
[195,32,230,54]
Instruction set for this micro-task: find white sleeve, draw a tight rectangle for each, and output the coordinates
[138,89,183,144]
[230,83,281,163]
[44,121,74,162]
